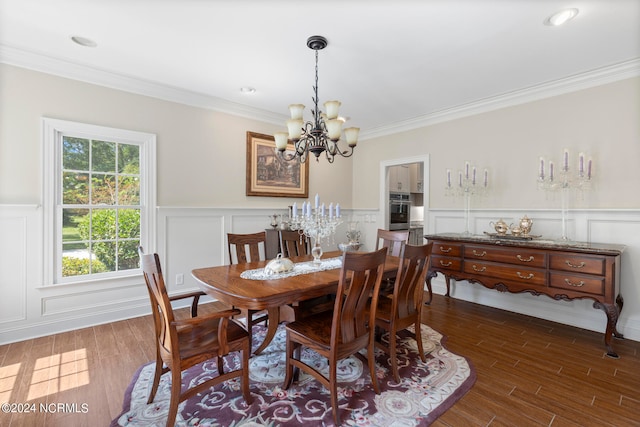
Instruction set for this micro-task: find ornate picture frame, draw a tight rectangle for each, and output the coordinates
[246,131,309,198]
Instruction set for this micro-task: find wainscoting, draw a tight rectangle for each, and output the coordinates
[1,204,639,345]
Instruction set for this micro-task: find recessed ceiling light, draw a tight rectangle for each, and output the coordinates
[71,36,97,47]
[240,87,256,94]
[544,8,579,26]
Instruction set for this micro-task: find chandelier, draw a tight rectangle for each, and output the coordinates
[274,35,359,163]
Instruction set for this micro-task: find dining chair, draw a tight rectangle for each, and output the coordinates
[278,229,335,320]
[374,242,433,383]
[139,246,206,318]
[227,231,275,353]
[139,248,252,427]
[228,231,267,264]
[279,229,310,258]
[375,228,410,295]
[283,248,388,426]
[375,228,409,257]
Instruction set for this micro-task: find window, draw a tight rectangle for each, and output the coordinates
[43,119,156,285]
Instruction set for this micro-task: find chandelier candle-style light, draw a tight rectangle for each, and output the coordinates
[289,194,342,264]
[537,149,593,240]
[445,161,489,235]
[274,35,359,163]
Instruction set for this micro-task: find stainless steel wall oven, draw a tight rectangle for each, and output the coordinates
[389,193,411,230]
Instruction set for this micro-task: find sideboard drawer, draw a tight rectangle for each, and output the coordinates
[549,273,604,296]
[431,256,462,272]
[464,261,546,286]
[549,254,605,276]
[431,242,462,257]
[464,245,547,268]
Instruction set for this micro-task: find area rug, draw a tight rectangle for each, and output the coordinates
[111,323,475,426]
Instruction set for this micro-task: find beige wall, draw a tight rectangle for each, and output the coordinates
[0,64,353,208]
[353,77,640,210]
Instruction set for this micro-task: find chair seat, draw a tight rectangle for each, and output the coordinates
[285,310,335,348]
[177,319,249,361]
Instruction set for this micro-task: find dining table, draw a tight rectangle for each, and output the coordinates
[192,250,400,354]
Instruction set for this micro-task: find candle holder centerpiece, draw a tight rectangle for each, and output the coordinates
[289,194,342,264]
[537,149,592,240]
[445,161,489,235]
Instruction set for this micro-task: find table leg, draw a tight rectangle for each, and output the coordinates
[253,306,280,355]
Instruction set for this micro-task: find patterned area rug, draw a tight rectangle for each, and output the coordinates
[112,323,475,426]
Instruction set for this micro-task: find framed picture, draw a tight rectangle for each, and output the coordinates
[246,131,309,198]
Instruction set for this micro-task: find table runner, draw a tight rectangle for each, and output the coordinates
[240,256,342,280]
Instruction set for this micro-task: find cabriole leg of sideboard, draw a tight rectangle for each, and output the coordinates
[593,300,624,359]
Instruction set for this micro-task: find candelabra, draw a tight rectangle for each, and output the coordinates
[289,194,342,264]
[537,149,592,240]
[445,161,489,235]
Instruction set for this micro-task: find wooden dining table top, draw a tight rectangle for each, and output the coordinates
[191,250,400,310]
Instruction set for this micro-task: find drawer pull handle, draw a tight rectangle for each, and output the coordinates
[516,272,534,280]
[472,250,487,257]
[517,255,534,262]
[439,247,452,253]
[472,265,486,272]
[565,260,586,269]
[564,278,585,287]
[439,260,452,267]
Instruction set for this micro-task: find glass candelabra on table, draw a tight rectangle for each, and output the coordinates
[445,161,489,235]
[288,196,342,264]
[537,150,592,241]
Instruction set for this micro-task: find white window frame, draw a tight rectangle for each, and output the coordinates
[42,118,156,286]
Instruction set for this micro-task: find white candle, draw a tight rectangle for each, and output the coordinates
[563,149,569,171]
[579,153,584,174]
[458,171,462,187]
[329,202,333,219]
[336,203,341,217]
[587,159,592,179]
[292,202,297,217]
[465,162,470,179]
[549,161,554,181]
[472,166,477,185]
[315,193,319,209]
[446,169,451,187]
[321,203,325,217]
[539,157,545,179]
[484,169,488,187]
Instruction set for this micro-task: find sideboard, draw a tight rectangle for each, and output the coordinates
[424,233,626,358]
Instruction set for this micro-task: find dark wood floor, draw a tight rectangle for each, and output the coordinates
[1,294,638,426]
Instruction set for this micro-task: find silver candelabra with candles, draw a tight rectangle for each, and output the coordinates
[289,194,342,264]
[537,149,593,240]
[445,161,489,235]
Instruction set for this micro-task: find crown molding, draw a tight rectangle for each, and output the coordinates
[2,44,638,138]
[361,58,640,140]
[0,44,287,125]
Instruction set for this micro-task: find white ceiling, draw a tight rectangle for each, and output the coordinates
[1,0,639,139]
